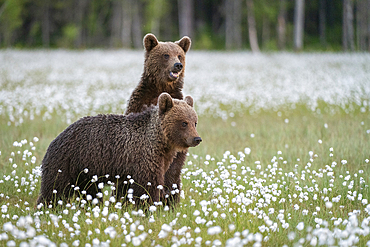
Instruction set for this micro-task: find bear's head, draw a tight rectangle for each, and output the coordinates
[158,93,201,151]
[143,33,191,86]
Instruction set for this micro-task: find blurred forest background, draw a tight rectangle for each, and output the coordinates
[0,0,369,51]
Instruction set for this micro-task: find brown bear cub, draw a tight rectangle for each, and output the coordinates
[36,93,201,206]
[125,33,191,115]
[125,34,191,205]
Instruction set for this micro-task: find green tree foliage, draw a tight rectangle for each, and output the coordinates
[0,0,24,46]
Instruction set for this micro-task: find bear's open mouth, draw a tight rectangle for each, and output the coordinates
[169,71,179,79]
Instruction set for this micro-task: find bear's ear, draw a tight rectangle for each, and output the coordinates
[143,33,159,52]
[158,93,174,114]
[176,36,191,53]
[184,96,193,107]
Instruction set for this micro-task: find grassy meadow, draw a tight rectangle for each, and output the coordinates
[0,50,370,246]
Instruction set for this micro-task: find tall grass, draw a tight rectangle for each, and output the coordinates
[0,50,370,246]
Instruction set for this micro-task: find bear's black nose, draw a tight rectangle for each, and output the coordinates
[194,137,202,145]
[174,63,183,72]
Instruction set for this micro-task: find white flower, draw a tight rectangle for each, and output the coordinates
[140,194,149,200]
[84,168,88,173]
[207,226,221,235]
[195,237,202,243]
[149,206,156,212]
[296,222,304,231]
[158,230,168,238]
[3,222,13,231]
[98,182,104,189]
[31,156,36,164]
[138,225,144,231]
[161,224,172,232]
[132,237,141,246]
[157,185,163,190]
[72,240,79,246]
[288,232,295,240]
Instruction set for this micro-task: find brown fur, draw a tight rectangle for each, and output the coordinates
[37,93,200,206]
[125,34,191,115]
[125,34,192,205]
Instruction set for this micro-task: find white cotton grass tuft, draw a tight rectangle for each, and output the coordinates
[207,226,222,235]
[1,51,369,125]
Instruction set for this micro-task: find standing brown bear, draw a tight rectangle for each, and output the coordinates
[125,34,192,205]
[37,93,201,206]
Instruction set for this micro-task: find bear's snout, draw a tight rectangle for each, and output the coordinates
[173,63,183,72]
[169,63,183,80]
[193,137,202,146]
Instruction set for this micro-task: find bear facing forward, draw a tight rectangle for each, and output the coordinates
[125,33,191,115]
[37,93,201,206]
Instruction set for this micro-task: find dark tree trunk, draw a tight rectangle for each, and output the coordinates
[368,0,370,51]
[225,0,242,50]
[234,0,242,49]
[42,0,50,48]
[246,0,260,52]
[121,0,132,48]
[111,0,123,47]
[294,0,305,51]
[132,0,142,49]
[356,0,368,51]
[319,0,326,47]
[75,0,88,48]
[225,0,233,49]
[343,0,355,51]
[277,0,287,50]
[178,0,194,38]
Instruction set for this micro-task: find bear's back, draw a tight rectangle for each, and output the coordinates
[43,106,162,177]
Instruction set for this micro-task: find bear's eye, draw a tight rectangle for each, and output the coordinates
[182,122,188,127]
[195,122,197,127]
[178,55,182,60]
[164,54,169,59]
